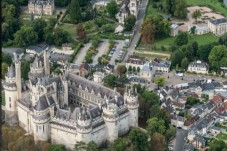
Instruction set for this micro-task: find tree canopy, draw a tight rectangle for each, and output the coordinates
[68,0,81,23]
[175,32,189,46]
[124,15,136,31]
[208,45,227,71]
[106,0,118,18]
[155,76,165,88]
[129,128,149,151]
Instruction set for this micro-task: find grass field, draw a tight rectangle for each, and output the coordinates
[146,2,164,18]
[187,0,227,17]
[134,52,170,59]
[216,132,227,141]
[59,23,77,37]
[138,33,218,51]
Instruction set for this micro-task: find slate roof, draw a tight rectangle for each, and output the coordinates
[34,96,49,111]
[209,18,227,25]
[129,77,146,84]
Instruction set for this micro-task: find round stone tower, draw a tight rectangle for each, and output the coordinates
[103,99,119,144]
[32,101,51,141]
[4,64,19,125]
[124,87,139,127]
[76,107,92,143]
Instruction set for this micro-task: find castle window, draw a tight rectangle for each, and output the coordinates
[43,125,45,133]
[9,97,11,102]
[9,104,11,108]
[36,125,38,132]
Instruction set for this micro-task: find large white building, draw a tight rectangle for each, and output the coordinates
[4,51,139,150]
[208,18,227,36]
[187,60,209,74]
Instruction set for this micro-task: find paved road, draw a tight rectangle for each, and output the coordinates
[110,40,125,65]
[74,42,92,64]
[174,128,188,151]
[93,39,109,64]
[122,0,149,62]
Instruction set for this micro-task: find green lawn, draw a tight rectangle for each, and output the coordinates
[146,2,164,18]
[187,0,227,17]
[216,132,227,140]
[59,23,77,37]
[138,33,218,51]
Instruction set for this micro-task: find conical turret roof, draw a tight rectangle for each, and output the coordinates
[6,64,16,78]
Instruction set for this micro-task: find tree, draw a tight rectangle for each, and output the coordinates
[170,50,185,67]
[113,138,128,151]
[208,45,227,71]
[191,41,198,57]
[106,0,118,18]
[128,66,132,71]
[208,140,227,151]
[192,9,202,23]
[186,96,200,106]
[104,74,116,88]
[132,66,136,72]
[129,128,149,151]
[164,0,175,15]
[181,57,189,69]
[2,53,12,65]
[137,67,140,72]
[1,63,8,79]
[74,141,87,151]
[197,42,218,61]
[14,25,38,47]
[116,65,127,75]
[155,76,165,89]
[141,19,155,44]
[147,117,166,135]
[49,144,67,151]
[173,0,187,19]
[101,24,115,33]
[175,32,188,46]
[86,141,98,151]
[53,28,70,46]
[219,32,227,46]
[77,23,86,40]
[21,61,31,80]
[124,15,136,31]
[150,133,166,151]
[165,125,176,141]
[32,18,47,42]
[68,0,81,23]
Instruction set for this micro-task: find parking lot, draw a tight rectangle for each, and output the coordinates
[109,40,125,65]
[93,39,109,64]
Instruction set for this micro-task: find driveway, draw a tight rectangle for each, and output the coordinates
[123,0,149,62]
[110,40,125,65]
[174,128,188,151]
[93,39,109,64]
[74,42,92,64]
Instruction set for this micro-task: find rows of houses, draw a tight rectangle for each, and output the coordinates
[157,78,227,150]
[125,55,171,85]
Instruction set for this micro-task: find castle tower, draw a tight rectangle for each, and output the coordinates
[15,60,22,99]
[4,64,19,125]
[124,87,139,127]
[103,100,119,144]
[129,0,138,17]
[76,108,92,143]
[43,50,50,75]
[33,97,51,141]
[62,75,68,106]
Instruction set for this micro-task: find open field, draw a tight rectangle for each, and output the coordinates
[137,34,218,51]
[187,0,227,16]
[59,23,77,37]
[134,51,170,59]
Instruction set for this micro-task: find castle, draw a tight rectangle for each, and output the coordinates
[3,50,139,150]
[28,0,55,15]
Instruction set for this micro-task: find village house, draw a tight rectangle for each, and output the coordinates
[170,24,179,36]
[208,18,227,36]
[79,63,90,77]
[187,60,209,74]
[26,43,49,55]
[126,55,145,70]
[139,62,153,81]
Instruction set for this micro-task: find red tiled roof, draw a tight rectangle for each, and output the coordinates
[215,102,227,114]
[184,115,200,126]
[211,94,225,104]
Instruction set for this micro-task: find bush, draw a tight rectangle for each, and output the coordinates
[68,42,83,63]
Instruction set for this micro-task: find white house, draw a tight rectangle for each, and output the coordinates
[140,62,153,81]
[208,18,227,36]
[115,24,124,33]
[170,24,179,36]
[187,60,209,74]
[126,55,145,70]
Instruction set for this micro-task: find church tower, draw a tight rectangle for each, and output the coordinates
[124,87,139,127]
[129,0,138,17]
[43,50,50,75]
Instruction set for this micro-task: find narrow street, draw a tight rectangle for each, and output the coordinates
[122,0,149,62]
[174,129,188,151]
